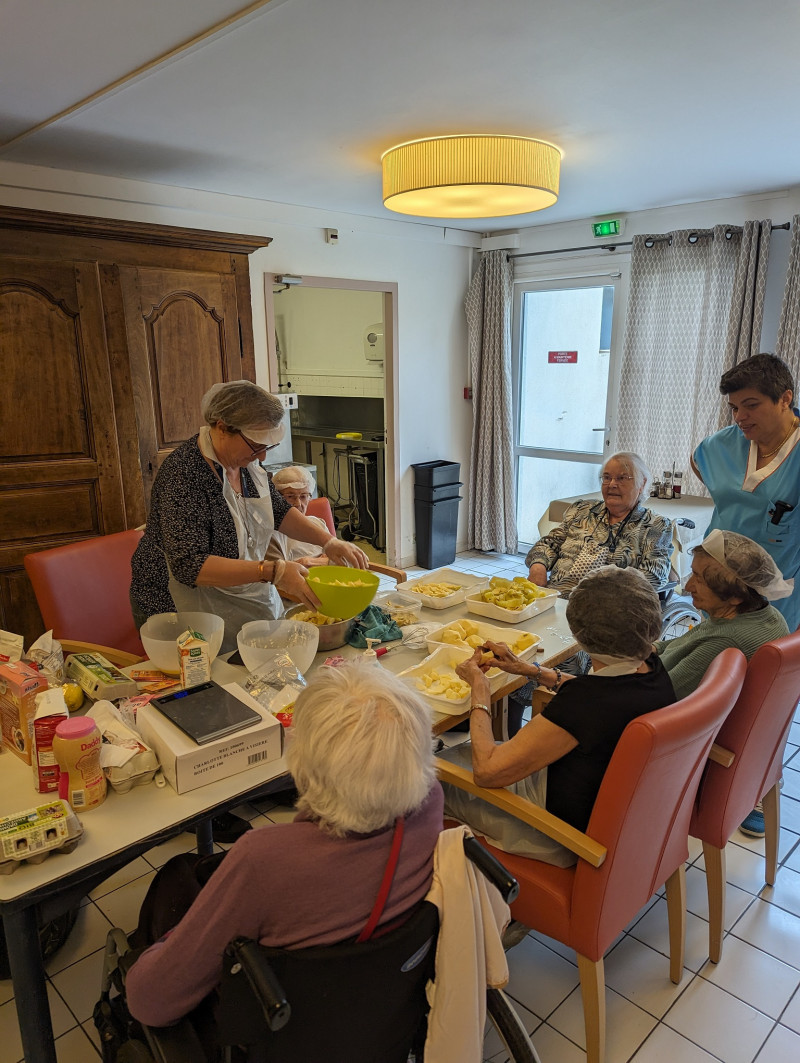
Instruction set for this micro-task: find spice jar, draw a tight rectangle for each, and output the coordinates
[53,717,107,811]
[673,471,683,498]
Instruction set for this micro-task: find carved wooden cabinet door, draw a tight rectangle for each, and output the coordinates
[0,258,126,639]
[120,266,245,508]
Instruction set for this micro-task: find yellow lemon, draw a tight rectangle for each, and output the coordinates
[62,682,84,712]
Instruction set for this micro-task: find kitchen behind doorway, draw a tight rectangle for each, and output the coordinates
[267,278,395,564]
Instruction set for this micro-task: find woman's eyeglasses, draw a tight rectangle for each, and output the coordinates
[237,430,280,456]
[600,474,634,484]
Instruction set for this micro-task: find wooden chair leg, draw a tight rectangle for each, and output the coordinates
[576,953,605,1063]
[763,782,780,887]
[702,841,726,963]
[664,864,686,983]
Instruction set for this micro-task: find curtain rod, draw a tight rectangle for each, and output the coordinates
[508,221,790,261]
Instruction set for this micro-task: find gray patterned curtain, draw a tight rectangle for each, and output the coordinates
[722,219,771,387]
[776,214,800,387]
[617,227,741,497]
[464,249,516,551]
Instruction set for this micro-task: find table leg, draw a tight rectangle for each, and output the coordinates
[5,907,57,1063]
[195,819,214,855]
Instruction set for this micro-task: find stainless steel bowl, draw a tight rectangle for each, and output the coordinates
[285,605,356,651]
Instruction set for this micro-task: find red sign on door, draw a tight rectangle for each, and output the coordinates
[548,351,578,364]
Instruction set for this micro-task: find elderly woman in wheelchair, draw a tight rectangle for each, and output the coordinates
[125,663,443,1035]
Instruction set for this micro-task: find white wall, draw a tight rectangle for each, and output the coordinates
[0,161,478,566]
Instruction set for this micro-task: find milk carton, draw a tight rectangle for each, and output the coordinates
[178,629,211,688]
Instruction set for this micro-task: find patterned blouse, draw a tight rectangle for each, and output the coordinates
[130,434,291,618]
[525,500,673,593]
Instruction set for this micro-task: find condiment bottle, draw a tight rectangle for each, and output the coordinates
[53,717,107,811]
[673,471,683,498]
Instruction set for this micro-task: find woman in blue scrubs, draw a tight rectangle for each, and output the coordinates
[693,354,799,632]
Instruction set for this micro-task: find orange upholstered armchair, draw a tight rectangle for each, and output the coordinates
[691,627,800,962]
[24,530,145,661]
[437,649,747,1063]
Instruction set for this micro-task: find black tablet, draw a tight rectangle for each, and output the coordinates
[153,681,262,745]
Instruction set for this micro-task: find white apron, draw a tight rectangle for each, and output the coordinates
[167,428,283,652]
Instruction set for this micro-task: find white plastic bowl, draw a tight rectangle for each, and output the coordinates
[140,612,225,675]
[237,619,319,676]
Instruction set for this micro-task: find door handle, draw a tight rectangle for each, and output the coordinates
[592,427,610,432]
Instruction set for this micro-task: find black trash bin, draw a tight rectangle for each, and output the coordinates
[411,462,462,569]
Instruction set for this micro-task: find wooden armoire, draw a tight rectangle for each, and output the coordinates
[0,206,271,645]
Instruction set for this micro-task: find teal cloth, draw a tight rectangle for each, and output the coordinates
[347,605,402,648]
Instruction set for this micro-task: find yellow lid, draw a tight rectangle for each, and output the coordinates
[335,431,362,439]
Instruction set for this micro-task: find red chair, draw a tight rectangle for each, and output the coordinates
[691,628,800,962]
[24,530,145,660]
[437,649,747,1063]
[305,497,407,583]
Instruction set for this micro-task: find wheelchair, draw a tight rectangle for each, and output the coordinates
[95,836,541,1063]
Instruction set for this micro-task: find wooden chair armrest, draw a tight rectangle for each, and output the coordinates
[709,743,735,768]
[437,758,607,868]
[368,562,407,583]
[530,687,555,716]
[59,640,144,667]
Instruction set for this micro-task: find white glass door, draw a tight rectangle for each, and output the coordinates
[513,277,622,548]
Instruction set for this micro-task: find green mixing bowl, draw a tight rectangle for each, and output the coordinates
[305,566,379,620]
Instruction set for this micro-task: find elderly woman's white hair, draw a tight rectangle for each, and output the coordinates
[566,566,662,660]
[287,662,436,836]
[601,451,652,502]
[201,380,284,432]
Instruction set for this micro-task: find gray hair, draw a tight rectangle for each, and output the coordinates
[287,662,436,836]
[201,380,283,432]
[601,451,651,502]
[566,566,662,659]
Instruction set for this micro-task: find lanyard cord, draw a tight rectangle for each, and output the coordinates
[594,503,637,554]
[356,816,405,943]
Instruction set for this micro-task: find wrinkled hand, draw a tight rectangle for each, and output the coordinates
[455,650,492,705]
[481,640,529,675]
[275,561,321,610]
[297,554,329,568]
[325,539,370,569]
[527,563,548,588]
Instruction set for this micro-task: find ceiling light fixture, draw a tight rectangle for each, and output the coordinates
[381,134,561,219]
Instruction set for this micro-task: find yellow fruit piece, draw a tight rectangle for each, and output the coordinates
[62,682,84,712]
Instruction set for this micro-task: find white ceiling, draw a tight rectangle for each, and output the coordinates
[3,0,800,232]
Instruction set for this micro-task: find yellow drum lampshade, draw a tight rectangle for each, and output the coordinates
[381,134,561,218]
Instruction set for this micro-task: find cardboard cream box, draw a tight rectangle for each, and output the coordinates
[136,682,283,794]
[0,660,49,765]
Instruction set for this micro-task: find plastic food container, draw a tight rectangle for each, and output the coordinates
[305,566,379,620]
[374,593,423,627]
[140,612,225,675]
[465,588,558,624]
[397,646,475,712]
[238,619,320,676]
[399,568,488,610]
[425,619,541,660]
[285,605,357,651]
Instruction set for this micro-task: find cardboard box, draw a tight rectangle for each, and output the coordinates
[0,660,49,764]
[136,682,283,794]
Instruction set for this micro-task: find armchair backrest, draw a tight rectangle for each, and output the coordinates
[690,627,800,847]
[306,496,336,536]
[571,649,746,957]
[24,530,145,656]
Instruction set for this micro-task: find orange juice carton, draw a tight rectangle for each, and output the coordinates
[32,688,70,793]
[0,660,49,764]
[178,629,211,688]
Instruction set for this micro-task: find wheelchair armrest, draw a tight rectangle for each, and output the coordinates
[463,835,519,903]
[227,937,291,1032]
[142,1020,206,1063]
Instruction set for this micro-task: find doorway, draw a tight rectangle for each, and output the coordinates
[265,276,398,564]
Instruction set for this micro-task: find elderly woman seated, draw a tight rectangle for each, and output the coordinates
[266,465,331,567]
[126,664,443,1032]
[442,566,676,866]
[654,529,791,839]
[509,451,673,734]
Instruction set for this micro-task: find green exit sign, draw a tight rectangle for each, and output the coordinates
[592,219,621,238]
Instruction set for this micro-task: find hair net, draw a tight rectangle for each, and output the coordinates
[701,529,793,601]
[566,567,662,660]
[272,465,315,493]
[200,381,284,443]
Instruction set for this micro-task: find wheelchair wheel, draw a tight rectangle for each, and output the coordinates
[660,600,701,641]
[486,987,541,1062]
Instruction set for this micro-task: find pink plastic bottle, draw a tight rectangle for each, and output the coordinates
[53,717,107,811]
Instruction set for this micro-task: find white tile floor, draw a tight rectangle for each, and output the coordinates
[3,549,800,1063]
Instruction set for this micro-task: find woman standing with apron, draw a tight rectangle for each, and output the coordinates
[131,381,369,653]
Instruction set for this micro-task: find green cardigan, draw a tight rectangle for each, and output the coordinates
[655,605,789,700]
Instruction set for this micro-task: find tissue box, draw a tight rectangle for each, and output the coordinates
[0,661,49,765]
[136,683,283,794]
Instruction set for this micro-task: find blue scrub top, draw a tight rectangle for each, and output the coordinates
[693,421,800,630]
